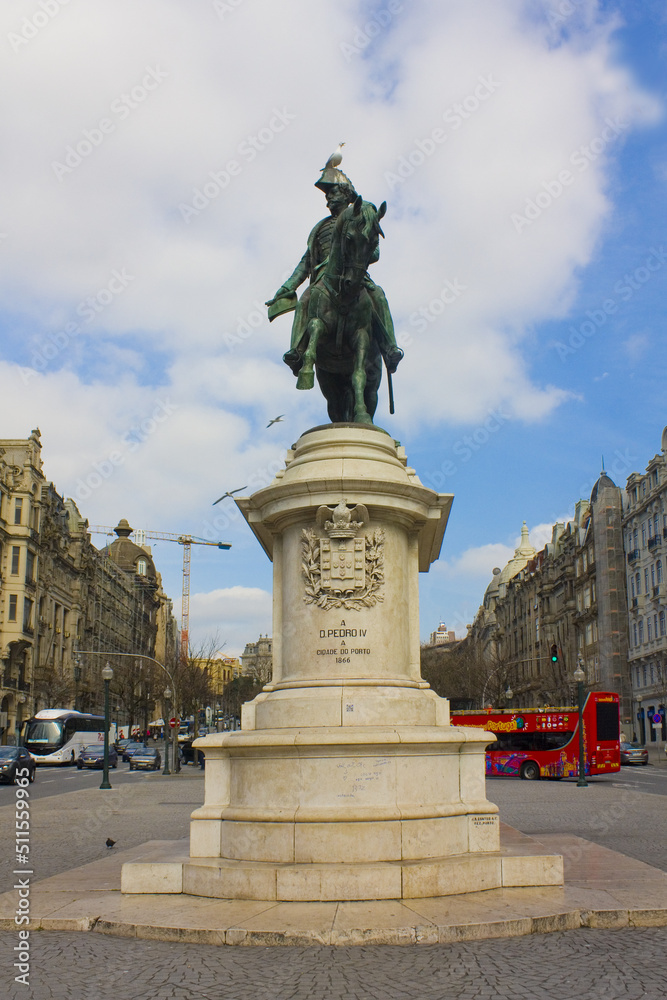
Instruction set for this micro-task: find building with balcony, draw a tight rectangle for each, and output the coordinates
[467,473,631,724]
[623,426,667,744]
[0,432,176,743]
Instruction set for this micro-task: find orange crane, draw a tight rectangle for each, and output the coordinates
[88,525,231,661]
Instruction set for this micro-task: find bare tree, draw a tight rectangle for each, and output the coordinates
[33,663,74,711]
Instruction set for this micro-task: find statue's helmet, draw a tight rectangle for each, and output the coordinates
[314,166,357,200]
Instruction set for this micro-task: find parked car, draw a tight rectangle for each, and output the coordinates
[0,746,36,784]
[619,742,648,766]
[76,744,118,770]
[121,741,148,762]
[128,747,162,771]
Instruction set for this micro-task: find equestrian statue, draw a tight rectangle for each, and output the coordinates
[265,149,403,425]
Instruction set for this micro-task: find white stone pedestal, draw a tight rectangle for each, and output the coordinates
[123,424,563,901]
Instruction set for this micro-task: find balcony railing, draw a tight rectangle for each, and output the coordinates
[627,549,639,563]
[648,536,660,551]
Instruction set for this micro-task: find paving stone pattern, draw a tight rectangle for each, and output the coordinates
[0,769,205,894]
[2,926,667,1000]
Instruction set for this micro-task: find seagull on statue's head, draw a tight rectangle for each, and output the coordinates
[321,142,345,170]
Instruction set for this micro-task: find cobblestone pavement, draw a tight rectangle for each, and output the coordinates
[487,773,667,873]
[0,768,205,894]
[2,926,667,1000]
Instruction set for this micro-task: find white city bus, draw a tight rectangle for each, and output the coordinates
[22,709,116,765]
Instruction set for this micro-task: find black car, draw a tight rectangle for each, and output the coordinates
[121,742,148,762]
[128,747,162,771]
[114,737,135,753]
[0,746,36,784]
[76,744,118,769]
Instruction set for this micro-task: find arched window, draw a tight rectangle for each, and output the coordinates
[136,558,147,576]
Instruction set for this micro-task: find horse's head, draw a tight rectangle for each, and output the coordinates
[335,196,387,299]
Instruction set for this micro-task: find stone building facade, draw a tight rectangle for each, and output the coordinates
[241,634,273,684]
[623,427,667,744]
[467,475,631,724]
[0,432,176,743]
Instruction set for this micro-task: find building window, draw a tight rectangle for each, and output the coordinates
[639,620,644,644]
[633,623,638,646]
[657,560,663,584]
[633,527,638,549]
[636,572,641,595]
[11,546,20,575]
[8,595,17,621]
[652,564,656,588]
[630,576,636,599]
[660,611,666,637]
[23,597,33,632]
[642,524,647,547]
[644,568,650,594]
[643,665,647,685]
[648,619,653,642]
[136,558,147,576]
[654,514,660,536]
[26,550,35,582]
[14,499,23,525]
[636,666,641,687]
[651,664,655,684]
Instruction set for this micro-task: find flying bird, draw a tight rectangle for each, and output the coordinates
[212,486,246,506]
[266,415,284,428]
[105,838,116,849]
[321,142,345,170]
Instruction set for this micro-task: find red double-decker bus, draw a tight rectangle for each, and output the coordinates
[451,691,620,780]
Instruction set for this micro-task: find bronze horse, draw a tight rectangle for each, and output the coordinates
[295,196,387,424]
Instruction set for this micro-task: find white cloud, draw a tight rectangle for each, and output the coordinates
[0,0,660,646]
[186,586,272,656]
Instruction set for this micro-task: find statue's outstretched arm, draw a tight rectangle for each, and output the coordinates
[266,250,310,306]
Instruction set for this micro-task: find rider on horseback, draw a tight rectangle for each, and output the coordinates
[266,159,403,377]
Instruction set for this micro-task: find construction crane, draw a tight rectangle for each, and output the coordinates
[88,524,231,661]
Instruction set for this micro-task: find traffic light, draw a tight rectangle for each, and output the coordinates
[550,644,558,664]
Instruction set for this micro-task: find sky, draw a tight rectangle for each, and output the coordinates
[0,0,665,656]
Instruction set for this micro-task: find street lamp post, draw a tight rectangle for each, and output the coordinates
[100,662,113,790]
[163,687,171,775]
[574,656,588,788]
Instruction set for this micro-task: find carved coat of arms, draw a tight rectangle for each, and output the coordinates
[302,499,384,611]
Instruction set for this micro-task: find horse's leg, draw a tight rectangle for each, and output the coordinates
[296,317,324,390]
[316,369,353,422]
[364,352,382,420]
[351,326,373,424]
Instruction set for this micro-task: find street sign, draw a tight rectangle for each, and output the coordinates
[169,717,178,728]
